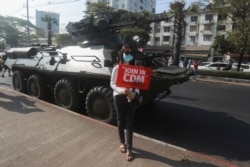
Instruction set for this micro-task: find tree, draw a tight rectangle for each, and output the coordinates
[41,14,58,46]
[169,0,186,66]
[211,0,250,71]
[0,16,27,47]
[119,11,151,47]
[0,15,45,47]
[212,35,235,56]
[84,2,151,48]
[85,1,113,18]
[55,33,77,47]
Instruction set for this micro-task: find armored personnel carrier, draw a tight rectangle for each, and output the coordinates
[5,16,192,124]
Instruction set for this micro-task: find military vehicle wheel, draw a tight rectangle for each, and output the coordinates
[12,70,26,93]
[54,79,79,111]
[86,86,116,124]
[27,75,45,99]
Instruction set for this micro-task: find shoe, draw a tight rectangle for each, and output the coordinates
[119,144,126,153]
[1,74,4,78]
[126,150,133,161]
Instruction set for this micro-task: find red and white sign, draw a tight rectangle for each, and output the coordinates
[116,64,152,90]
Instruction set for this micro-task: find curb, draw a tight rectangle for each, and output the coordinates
[197,75,250,86]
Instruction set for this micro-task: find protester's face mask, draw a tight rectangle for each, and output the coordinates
[123,52,133,62]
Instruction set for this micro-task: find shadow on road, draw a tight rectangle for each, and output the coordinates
[134,100,250,162]
[0,91,44,114]
[133,147,218,167]
[0,82,12,87]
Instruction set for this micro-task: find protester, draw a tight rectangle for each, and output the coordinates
[192,60,199,81]
[1,52,11,78]
[110,43,138,161]
[188,59,192,68]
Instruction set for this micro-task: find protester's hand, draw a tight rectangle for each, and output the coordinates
[127,92,136,102]
[124,89,131,95]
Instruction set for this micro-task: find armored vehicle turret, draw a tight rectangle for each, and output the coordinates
[5,16,192,124]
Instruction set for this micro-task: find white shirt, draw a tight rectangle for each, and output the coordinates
[110,64,139,97]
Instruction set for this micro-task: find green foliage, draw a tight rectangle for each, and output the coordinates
[120,28,149,47]
[85,2,113,19]
[169,0,186,66]
[55,33,77,47]
[120,12,151,32]
[0,15,41,47]
[211,0,250,71]
[227,21,250,53]
[199,69,250,80]
[41,15,58,45]
[212,35,236,55]
[211,0,250,54]
[109,9,128,24]
[84,2,151,47]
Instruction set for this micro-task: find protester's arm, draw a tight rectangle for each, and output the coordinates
[110,65,127,94]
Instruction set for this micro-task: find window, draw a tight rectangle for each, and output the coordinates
[190,16,198,22]
[164,27,171,32]
[205,14,213,21]
[189,36,196,43]
[190,26,197,32]
[155,37,160,41]
[203,35,212,41]
[232,23,238,30]
[217,25,226,31]
[163,18,170,23]
[155,27,161,33]
[204,24,212,31]
[218,14,227,20]
[163,36,170,42]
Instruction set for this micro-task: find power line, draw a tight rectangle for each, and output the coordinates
[48,0,80,5]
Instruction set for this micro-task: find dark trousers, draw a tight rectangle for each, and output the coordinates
[113,94,135,150]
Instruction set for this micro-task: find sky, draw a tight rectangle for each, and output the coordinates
[0,0,193,32]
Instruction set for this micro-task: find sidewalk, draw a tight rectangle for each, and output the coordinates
[0,86,240,167]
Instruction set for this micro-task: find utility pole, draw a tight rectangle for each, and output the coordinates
[26,0,30,45]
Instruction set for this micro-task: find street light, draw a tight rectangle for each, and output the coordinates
[26,0,30,45]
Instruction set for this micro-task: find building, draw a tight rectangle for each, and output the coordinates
[148,7,237,62]
[36,10,60,34]
[86,0,156,13]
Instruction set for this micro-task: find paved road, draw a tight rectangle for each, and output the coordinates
[1,75,249,166]
[134,79,250,167]
[1,85,239,167]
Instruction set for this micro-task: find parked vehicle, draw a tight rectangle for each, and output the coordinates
[4,16,192,124]
[233,63,250,72]
[190,61,211,69]
[199,62,238,71]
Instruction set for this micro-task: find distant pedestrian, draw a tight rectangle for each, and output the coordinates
[168,57,173,66]
[188,59,192,68]
[226,52,231,63]
[192,60,199,81]
[183,59,188,68]
[1,53,11,78]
